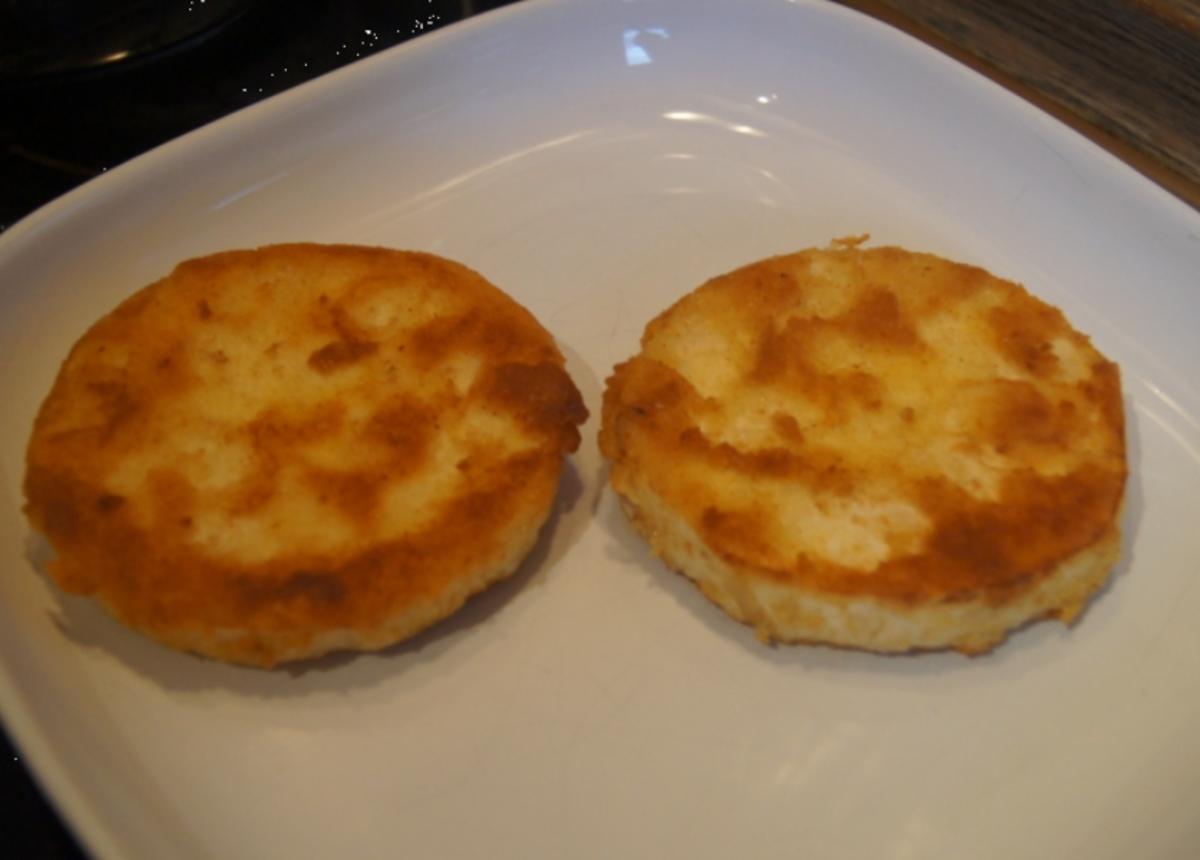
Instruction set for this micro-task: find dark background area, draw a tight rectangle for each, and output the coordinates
[1,0,516,233]
[1,1,514,855]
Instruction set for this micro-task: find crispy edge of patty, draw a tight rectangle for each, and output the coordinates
[610,466,1122,654]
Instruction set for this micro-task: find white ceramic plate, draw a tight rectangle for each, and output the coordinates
[2,1,1198,858]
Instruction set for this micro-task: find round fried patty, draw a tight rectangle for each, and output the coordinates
[25,244,587,666]
[600,240,1126,654]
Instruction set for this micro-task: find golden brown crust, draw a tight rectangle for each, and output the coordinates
[24,244,587,666]
[601,242,1126,653]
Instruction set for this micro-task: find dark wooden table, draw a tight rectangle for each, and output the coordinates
[837,0,1200,210]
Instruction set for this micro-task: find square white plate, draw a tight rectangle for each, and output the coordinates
[2,1,1199,858]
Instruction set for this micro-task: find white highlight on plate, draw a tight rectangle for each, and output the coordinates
[662,109,768,138]
[623,27,669,66]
